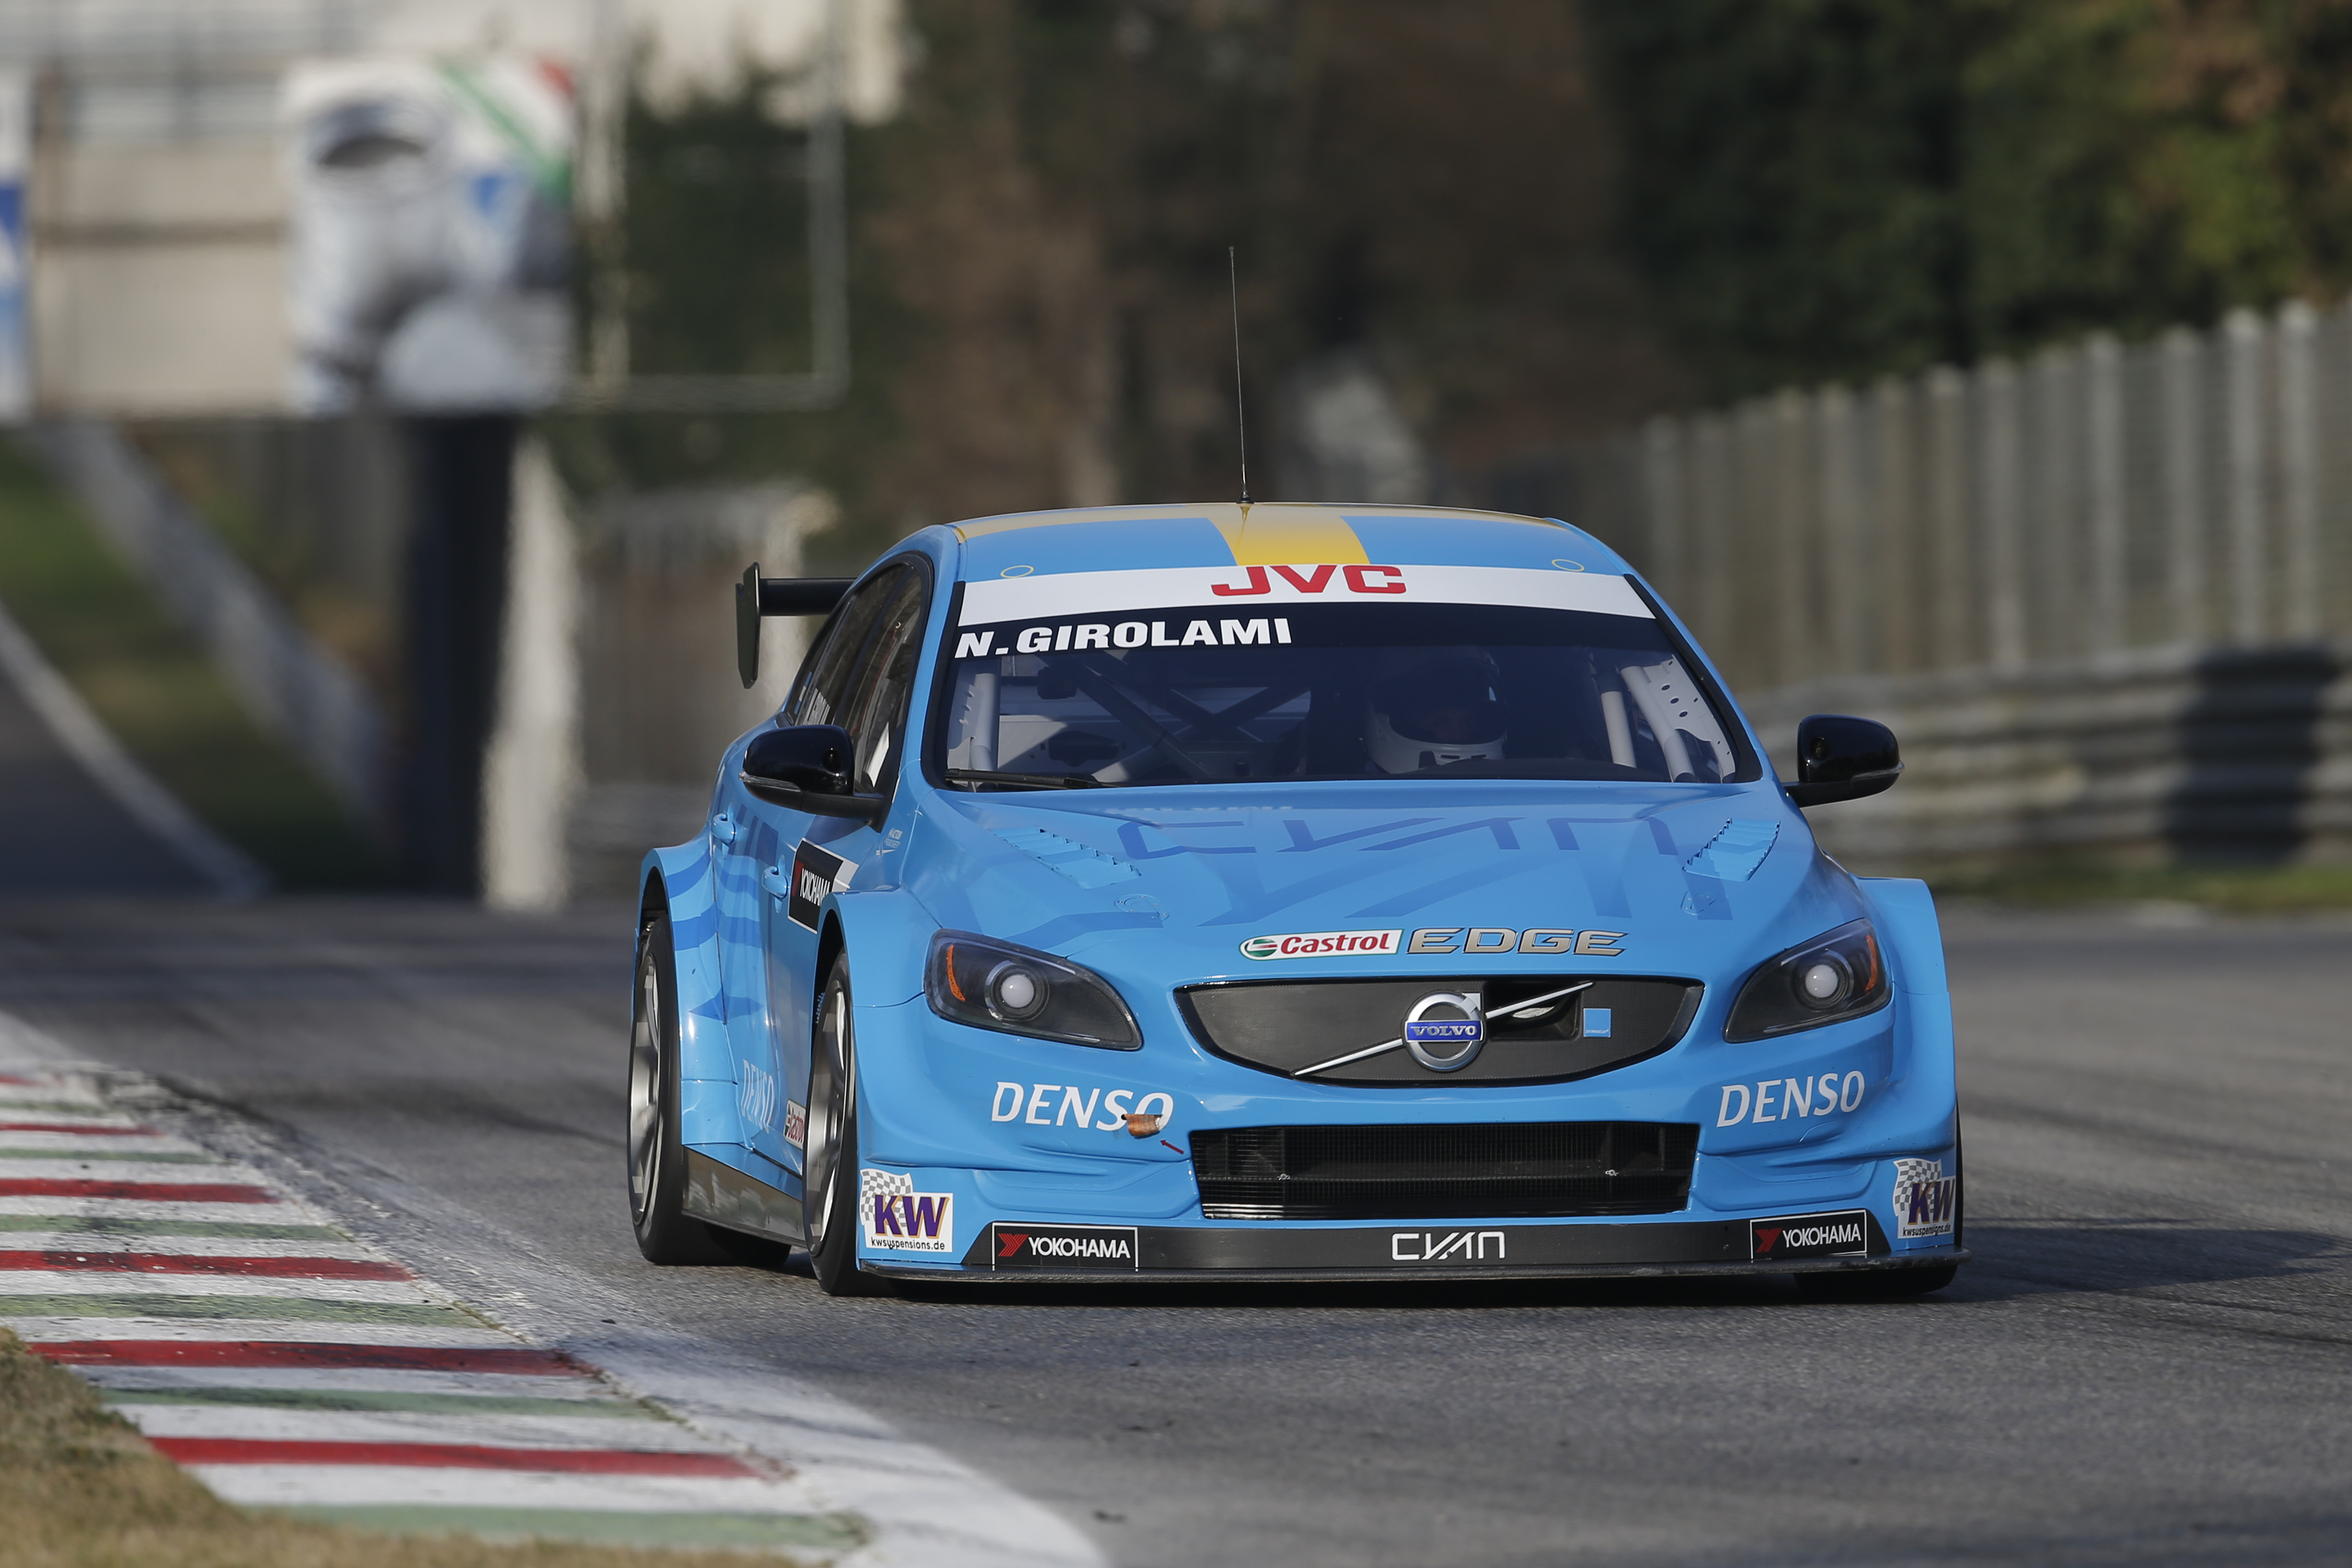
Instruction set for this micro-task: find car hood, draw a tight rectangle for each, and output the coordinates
[898,780,1863,986]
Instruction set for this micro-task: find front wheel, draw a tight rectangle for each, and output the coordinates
[804,953,893,1297]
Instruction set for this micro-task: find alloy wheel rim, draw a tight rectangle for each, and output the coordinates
[806,978,849,1249]
[626,948,662,1223]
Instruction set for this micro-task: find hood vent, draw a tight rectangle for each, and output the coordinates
[1684,819,1778,882]
[993,825,1140,889]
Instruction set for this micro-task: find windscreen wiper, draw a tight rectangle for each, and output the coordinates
[941,768,1103,790]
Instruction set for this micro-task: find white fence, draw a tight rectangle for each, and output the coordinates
[1582,301,2352,694]
[1571,301,2352,865]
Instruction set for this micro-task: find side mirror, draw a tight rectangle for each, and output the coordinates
[1785,714,1902,808]
[740,724,886,821]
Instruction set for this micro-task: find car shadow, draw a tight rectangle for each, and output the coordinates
[1933,1219,2347,1302]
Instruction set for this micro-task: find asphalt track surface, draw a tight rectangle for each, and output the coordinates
[0,896,2345,1567]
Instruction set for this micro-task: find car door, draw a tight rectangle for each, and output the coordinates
[718,569,900,1175]
[757,561,931,1175]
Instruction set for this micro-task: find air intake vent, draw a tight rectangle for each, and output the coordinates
[1189,1122,1699,1221]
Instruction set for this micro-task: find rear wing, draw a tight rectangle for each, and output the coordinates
[736,564,852,688]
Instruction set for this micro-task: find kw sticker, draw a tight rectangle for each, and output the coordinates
[859,1168,954,1253]
[1892,1157,1956,1240]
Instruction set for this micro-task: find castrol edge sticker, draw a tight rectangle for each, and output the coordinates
[1240,929,1403,961]
[957,564,1652,626]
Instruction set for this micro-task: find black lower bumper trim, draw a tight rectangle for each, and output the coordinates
[932,1210,1901,1278]
[875,1246,1963,1286]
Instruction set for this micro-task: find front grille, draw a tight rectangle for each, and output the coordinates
[1190,1122,1700,1221]
[1178,975,1702,1086]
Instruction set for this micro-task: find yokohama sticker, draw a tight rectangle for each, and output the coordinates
[786,840,855,932]
[989,1223,1139,1270]
[860,1168,954,1253]
[1891,1157,1956,1240]
[1240,929,1401,961]
[1749,1209,1871,1261]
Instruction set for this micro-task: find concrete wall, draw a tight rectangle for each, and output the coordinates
[32,140,287,416]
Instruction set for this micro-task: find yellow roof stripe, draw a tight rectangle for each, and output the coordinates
[947,500,1560,553]
[1210,503,1369,566]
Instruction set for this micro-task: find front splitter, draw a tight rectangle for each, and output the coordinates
[860,1212,1963,1283]
[869,1248,1968,1286]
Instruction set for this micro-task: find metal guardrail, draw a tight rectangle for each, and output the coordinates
[1745,643,2352,867]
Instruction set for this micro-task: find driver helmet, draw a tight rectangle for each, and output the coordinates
[1365,648,1508,773]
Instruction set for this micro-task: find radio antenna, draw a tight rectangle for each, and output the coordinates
[1229,245,1251,505]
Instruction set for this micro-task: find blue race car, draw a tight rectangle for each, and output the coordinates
[627,502,1963,1297]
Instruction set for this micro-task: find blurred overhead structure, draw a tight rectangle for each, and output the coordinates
[0,0,902,417]
[0,0,905,896]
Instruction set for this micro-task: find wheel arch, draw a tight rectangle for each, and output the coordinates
[639,842,734,1090]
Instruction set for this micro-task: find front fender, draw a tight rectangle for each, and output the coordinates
[643,841,742,1147]
[1846,875,1957,1159]
[828,887,942,1008]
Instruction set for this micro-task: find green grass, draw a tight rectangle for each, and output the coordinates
[0,1327,824,1567]
[0,442,384,888]
[1923,860,2352,914]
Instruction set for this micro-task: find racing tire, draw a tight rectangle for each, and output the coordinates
[627,908,731,1265]
[1800,1135,1964,1299]
[805,954,893,1297]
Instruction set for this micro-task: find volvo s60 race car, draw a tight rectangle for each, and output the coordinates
[627,502,1964,1297]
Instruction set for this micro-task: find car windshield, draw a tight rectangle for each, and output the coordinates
[931,573,1746,790]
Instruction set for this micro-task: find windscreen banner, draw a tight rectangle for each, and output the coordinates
[0,68,30,422]
[283,55,572,414]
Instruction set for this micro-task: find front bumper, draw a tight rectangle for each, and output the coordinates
[871,1227,1967,1284]
[847,959,1961,1284]
[866,1207,1964,1283]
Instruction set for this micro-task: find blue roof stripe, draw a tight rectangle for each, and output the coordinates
[1339,514,1625,572]
[959,517,1236,580]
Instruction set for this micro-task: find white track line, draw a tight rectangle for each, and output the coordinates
[121,1406,745,1449]
[0,1200,312,1223]
[192,1468,825,1513]
[0,1236,379,1261]
[82,1368,651,1400]
[5,1318,515,1347]
[0,1274,433,1301]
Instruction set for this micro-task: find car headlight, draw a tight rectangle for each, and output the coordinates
[1723,919,1889,1042]
[925,930,1142,1050]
